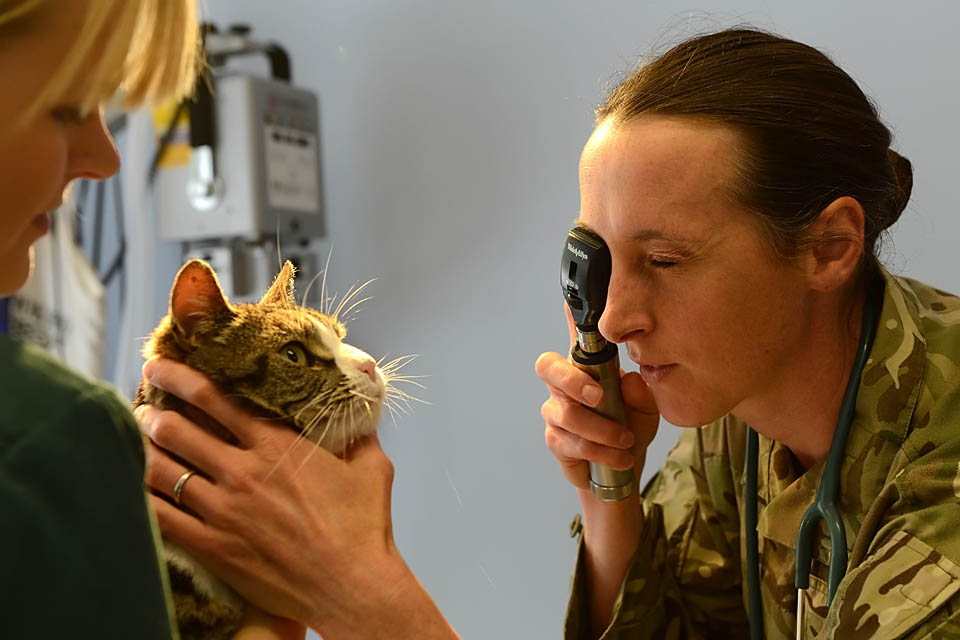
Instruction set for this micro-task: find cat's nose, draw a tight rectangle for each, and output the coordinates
[358,358,378,382]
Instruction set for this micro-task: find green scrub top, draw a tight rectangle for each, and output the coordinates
[0,336,178,639]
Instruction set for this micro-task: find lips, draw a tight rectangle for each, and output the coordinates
[628,347,677,384]
[637,363,676,384]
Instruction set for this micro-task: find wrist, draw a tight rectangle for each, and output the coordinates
[577,488,643,637]
[577,487,643,571]
[312,553,459,640]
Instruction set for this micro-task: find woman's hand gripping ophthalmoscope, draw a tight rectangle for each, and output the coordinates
[552,225,661,501]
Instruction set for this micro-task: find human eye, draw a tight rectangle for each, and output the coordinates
[648,255,681,270]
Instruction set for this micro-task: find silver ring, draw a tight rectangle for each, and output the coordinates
[173,469,196,505]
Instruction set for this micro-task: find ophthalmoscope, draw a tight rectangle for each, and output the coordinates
[560,226,635,501]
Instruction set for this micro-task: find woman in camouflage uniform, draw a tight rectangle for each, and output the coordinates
[537,28,960,640]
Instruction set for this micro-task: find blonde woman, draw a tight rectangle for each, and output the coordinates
[0,1,459,638]
[0,0,200,636]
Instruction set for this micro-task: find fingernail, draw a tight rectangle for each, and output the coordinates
[582,385,602,406]
[620,431,635,447]
[142,359,156,380]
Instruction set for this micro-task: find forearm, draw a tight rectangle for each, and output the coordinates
[311,556,460,640]
[578,488,643,638]
[233,607,307,640]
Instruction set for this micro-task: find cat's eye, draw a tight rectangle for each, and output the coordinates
[282,342,309,365]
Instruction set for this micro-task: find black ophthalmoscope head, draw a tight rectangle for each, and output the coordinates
[561,225,611,338]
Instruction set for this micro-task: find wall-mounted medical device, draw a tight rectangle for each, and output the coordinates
[152,24,325,300]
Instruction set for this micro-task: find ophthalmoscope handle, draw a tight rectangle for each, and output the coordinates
[570,340,636,501]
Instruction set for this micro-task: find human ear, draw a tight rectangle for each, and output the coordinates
[805,196,866,292]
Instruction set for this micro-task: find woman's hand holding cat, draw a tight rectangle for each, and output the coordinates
[534,305,659,636]
[137,358,459,640]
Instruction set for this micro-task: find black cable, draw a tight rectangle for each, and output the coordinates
[148,100,187,185]
[265,43,291,82]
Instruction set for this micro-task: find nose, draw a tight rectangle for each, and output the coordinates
[357,358,378,383]
[597,270,654,343]
[68,109,121,181]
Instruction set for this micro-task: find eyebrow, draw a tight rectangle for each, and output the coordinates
[572,219,690,243]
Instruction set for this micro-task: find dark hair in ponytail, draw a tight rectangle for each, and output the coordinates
[598,28,912,281]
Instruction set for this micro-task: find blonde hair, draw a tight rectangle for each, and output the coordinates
[1,0,199,121]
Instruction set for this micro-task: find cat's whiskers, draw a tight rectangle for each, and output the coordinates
[262,396,340,483]
[383,397,406,421]
[318,243,335,316]
[379,354,419,375]
[305,398,345,450]
[292,389,337,424]
[368,353,429,424]
[293,407,340,476]
[383,401,397,426]
[383,374,428,389]
[385,382,429,406]
[302,394,343,440]
[338,294,374,325]
[330,278,376,324]
[299,269,326,308]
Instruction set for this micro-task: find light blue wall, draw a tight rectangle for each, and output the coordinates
[143,2,960,637]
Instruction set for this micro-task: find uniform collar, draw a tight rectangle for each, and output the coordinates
[756,267,926,551]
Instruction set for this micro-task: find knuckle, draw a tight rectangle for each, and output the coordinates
[191,529,221,557]
[149,411,178,445]
[540,399,554,422]
[561,368,584,395]
[545,426,573,459]
[378,457,395,483]
[190,379,219,409]
[143,454,165,489]
[574,437,595,463]
[546,427,576,462]
[230,466,258,493]
[544,425,559,450]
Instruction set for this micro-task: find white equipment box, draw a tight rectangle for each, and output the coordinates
[155,73,325,242]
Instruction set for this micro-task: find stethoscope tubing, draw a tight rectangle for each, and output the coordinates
[746,284,880,640]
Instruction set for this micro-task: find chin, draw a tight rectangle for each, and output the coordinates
[657,399,724,429]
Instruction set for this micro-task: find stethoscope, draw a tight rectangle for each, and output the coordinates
[745,283,880,640]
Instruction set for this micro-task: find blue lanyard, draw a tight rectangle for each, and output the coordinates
[0,297,8,336]
[746,285,879,640]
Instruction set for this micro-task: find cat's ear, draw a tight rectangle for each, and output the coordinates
[260,260,297,307]
[170,260,234,341]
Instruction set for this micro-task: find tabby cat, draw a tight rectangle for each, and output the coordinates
[135,259,405,640]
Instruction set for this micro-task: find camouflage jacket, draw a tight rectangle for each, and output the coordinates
[565,268,960,639]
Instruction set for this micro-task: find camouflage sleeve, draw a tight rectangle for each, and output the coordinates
[564,427,749,639]
[819,528,960,639]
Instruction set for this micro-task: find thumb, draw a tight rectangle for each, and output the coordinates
[346,432,387,465]
[621,371,658,416]
[621,371,660,449]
